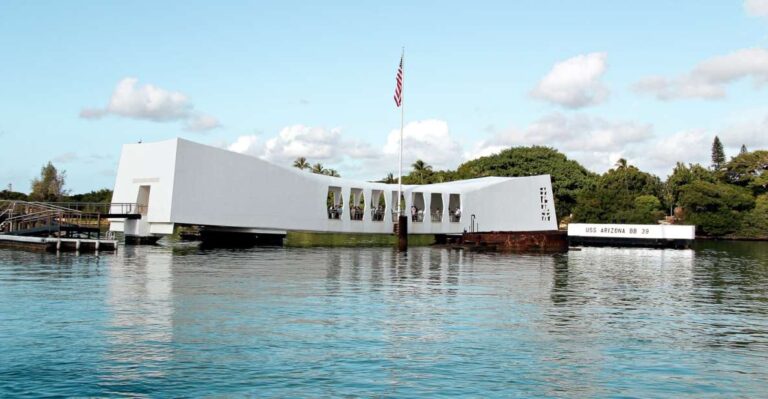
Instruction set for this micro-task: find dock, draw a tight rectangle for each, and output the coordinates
[0,235,117,252]
[0,200,136,253]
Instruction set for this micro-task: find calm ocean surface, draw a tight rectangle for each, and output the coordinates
[1,242,767,398]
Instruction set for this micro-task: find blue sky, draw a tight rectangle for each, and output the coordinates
[2,0,768,193]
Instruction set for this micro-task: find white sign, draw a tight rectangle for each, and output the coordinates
[567,223,695,240]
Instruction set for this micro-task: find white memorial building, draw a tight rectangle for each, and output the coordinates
[109,138,558,240]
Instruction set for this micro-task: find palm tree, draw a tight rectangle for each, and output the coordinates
[381,172,396,184]
[614,158,628,170]
[323,169,340,177]
[311,163,325,174]
[293,157,310,170]
[411,159,433,184]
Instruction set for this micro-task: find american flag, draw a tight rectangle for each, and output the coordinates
[394,55,403,107]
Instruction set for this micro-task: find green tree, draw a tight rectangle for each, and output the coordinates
[379,172,397,184]
[411,159,433,184]
[572,161,663,223]
[311,163,325,174]
[29,162,68,201]
[323,169,341,177]
[740,144,748,155]
[738,194,768,238]
[293,157,310,170]
[711,136,725,170]
[67,188,113,203]
[722,150,768,195]
[0,189,28,200]
[665,162,715,207]
[632,195,665,224]
[456,146,596,218]
[678,180,754,236]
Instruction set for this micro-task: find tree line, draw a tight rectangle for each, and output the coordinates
[358,137,765,238]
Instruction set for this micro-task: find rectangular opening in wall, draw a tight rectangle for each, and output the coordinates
[430,193,443,222]
[371,189,384,222]
[350,188,363,221]
[449,193,461,222]
[411,192,425,222]
[327,186,342,219]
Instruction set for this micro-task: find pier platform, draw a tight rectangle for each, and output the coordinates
[0,235,117,253]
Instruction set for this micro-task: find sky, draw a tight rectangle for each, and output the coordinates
[2,0,768,194]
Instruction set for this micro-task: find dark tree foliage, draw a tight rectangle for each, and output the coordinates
[378,172,397,184]
[740,144,748,155]
[410,159,433,184]
[572,162,663,223]
[665,162,715,206]
[633,195,666,224]
[711,136,725,170]
[678,180,754,236]
[0,190,28,200]
[455,146,596,218]
[293,157,310,170]
[297,161,341,177]
[67,188,113,203]
[739,194,768,238]
[400,168,458,185]
[722,150,768,195]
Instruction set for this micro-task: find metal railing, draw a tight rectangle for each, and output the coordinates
[43,202,146,215]
[0,201,143,235]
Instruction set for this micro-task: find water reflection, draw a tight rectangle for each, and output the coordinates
[101,246,173,392]
[1,242,768,397]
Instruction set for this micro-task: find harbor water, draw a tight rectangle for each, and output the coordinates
[1,242,767,397]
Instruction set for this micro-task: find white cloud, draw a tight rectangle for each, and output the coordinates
[530,52,609,109]
[382,119,463,169]
[721,113,768,149]
[185,114,221,132]
[745,0,768,17]
[227,135,262,157]
[634,48,768,100]
[225,119,463,179]
[80,77,220,132]
[222,113,758,181]
[263,125,342,162]
[627,130,710,175]
[228,124,379,168]
[468,113,652,171]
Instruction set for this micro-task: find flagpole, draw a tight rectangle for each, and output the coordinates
[398,48,404,217]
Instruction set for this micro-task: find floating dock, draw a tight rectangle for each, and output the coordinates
[567,223,695,249]
[0,235,117,253]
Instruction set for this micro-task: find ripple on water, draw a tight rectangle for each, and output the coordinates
[0,243,767,397]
